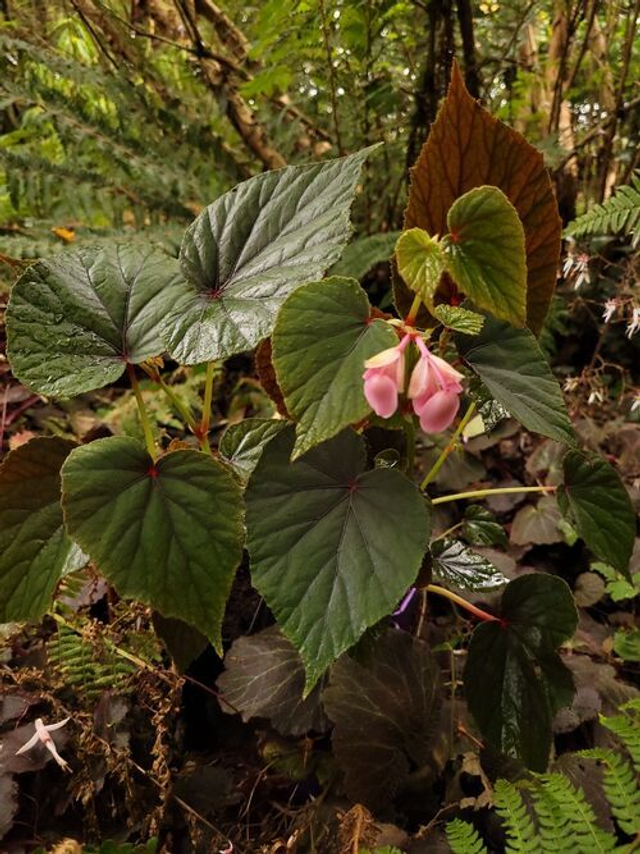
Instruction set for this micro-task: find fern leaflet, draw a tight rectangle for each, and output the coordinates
[494,779,541,853]
[445,818,489,854]
[565,174,640,245]
[579,748,640,835]
[532,773,617,853]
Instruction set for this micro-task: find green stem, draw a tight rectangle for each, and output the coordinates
[198,361,216,453]
[405,294,423,326]
[420,401,476,490]
[127,364,156,459]
[426,584,499,623]
[432,485,556,506]
[141,364,198,432]
[434,521,463,541]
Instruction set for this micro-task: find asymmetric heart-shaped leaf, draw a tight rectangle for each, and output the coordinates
[456,316,574,445]
[272,277,398,459]
[323,630,441,810]
[245,428,429,691]
[219,418,288,480]
[395,228,444,309]
[217,626,327,736]
[399,64,561,334]
[559,451,635,578]
[61,438,244,651]
[465,574,577,771]
[164,148,376,364]
[443,187,527,326]
[431,538,507,591]
[6,244,186,398]
[0,438,77,622]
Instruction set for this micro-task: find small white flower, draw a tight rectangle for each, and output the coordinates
[602,299,618,323]
[16,717,71,771]
[631,394,640,414]
[626,307,640,339]
[564,377,579,393]
[562,255,574,278]
[588,390,603,405]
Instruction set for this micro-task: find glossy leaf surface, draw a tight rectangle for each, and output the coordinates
[7,244,185,397]
[431,538,507,591]
[165,148,375,363]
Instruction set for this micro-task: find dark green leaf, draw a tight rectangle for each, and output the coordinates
[164,148,376,363]
[245,428,429,690]
[272,277,397,458]
[6,244,185,397]
[322,630,441,810]
[465,574,577,771]
[218,418,288,480]
[443,187,527,327]
[0,438,76,621]
[559,451,635,578]
[456,316,574,445]
[462,505,508,547]
[216,626,327,736]
[61,438,244,652]
[432,537,507,591]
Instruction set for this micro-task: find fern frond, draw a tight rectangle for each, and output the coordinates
[445,819,489,854]
[533,773,617,853]
[565,174,640,245]
[600,699,640,772]
[48,623,135,703]
[494,779,541,853]
[579,748,640,835]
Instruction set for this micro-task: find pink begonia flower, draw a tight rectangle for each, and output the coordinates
[409,337,464,433]
[16,716,71,771]
[362,335,411,418]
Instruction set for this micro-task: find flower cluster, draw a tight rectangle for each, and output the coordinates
[363,334,464,433]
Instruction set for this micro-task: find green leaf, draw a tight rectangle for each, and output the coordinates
[164,148,376,364]
[61,438,244,652]
[395,228,444,308]
[6,244,186,397]
[559,451,635,578]
[434,304,485,335]
[456,315,574,445]
[216,626,327,736]
[613,628,640,662]
[443,186,527,327]
[245,428,429,691]
[152,613,209,674]
[272,277,398,459]
[464,574,577,771]
[431,537,507,591]
[0,437,76,622]
[322,630,441,810]
[462,505,508,547]
[330,231,400,280]
[218,418,288,480]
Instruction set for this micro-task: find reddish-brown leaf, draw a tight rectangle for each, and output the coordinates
[398,63,561,334]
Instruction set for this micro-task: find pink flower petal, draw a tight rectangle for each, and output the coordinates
[364,373,399,418]
[408,356,438,400]
[417,389,461,433]
[364,346,402,370]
